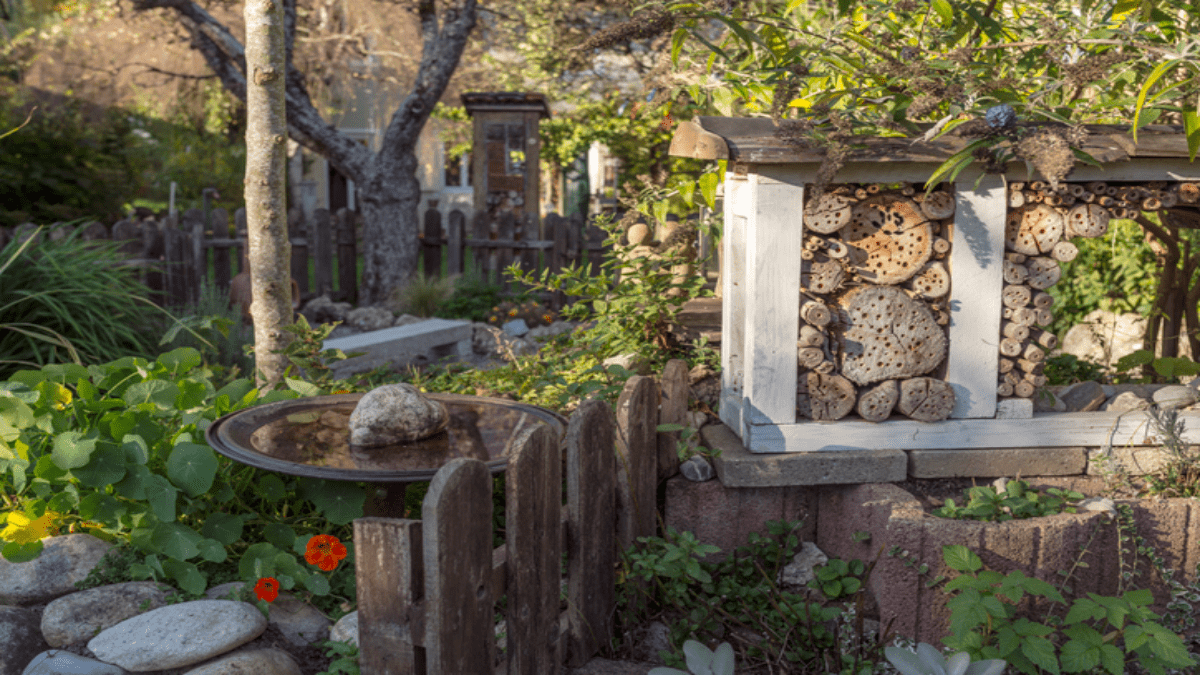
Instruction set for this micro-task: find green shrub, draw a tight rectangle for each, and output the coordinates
[161,279,254,381]
[933,480,1084,522]
[433,273,505,323]
[0,226,164,377]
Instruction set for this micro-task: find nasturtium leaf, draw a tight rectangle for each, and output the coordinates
[129,527,158,554]
[286,378,322,398]
[0,397,34,434]
[299,478,365,525]
[114,464,153,500]
[40,363,90,384]
[175,378,210,411]
[200,512,244,546]
[255,474,287,502]
[215,379,256,409]
[121,434,149,465]
[46,484,79,513]
[1,540,43,563]
[276,574,295,590]
[157,347,202,375]
[239,542,282,579]
[52,431,96,470]
[304,574,331,596]
[144,473,178,522]
[274,552,303,577]
[72,444,127,488]
[214,482,236,503]
[0,382,39,404]
[263,523,296,549]
[166,443,218,497]
[151,522,202,560]
[33,455,67,481]
[122,380,180,411]
[197,538,227,563]
[107,411,137,443]
[162,558,207,595]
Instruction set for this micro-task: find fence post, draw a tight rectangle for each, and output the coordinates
[181,208,205,306]
[312,209,333,297]
[423,207,442,279]
[497,212,515,290]
[211,208,232,294]
[585,219,608,279]
[565,399,616,666]
[615,376,659,551]
[447,210,465,276]
[658,360,689,481]
[290,208,310,299]
[472,212,491,284]
[354,517,425,673]
[547,213,567,309]
[142,221,165,304]
[518,213,538,274]
[424,458,494,673]
[234,208,247,274]
[506,424,562,674]
[337,210,357,304]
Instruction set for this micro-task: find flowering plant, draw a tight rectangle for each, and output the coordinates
[253,534,348,605]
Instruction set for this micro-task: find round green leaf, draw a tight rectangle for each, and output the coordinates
[239,542,283,579]
[157,347,202,375]
[304,574,331,596]
[263,523,296,549]
[255,474,287,503]
[52,431,96,470]
[34,455,67,481]
[300,478,364,525]
[166,443,218,497]
[200,513,244,546]
[72,444,127,488]
[114,464,154,500]
[2,540,44,563]
[121,434,149,465]
[162,558,207,595]
[197,538,227,563]
[151,522,202,561]
[122,380,181,411]
[144,473,178,522]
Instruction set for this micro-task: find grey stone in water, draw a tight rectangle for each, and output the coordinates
[1152,385,1198,410]
[679,456,715,482]
[349,383,449,446]
[778,542,828,589]
[1059,381,1107,413]
[1103,391,1150,413]
[21,650,126,675]
[502,318,530,337]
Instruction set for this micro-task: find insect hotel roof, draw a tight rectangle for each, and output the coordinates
[670,116,1200,458]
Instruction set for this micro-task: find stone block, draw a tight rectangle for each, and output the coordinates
[1087,445,1175,476]
[323,318,472,378]
[908,447,1086,478]
[664,476,815,560]
[704,423,906,487]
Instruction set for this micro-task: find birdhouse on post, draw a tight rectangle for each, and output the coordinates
[462,92,551,237]
[670,116,1200,461]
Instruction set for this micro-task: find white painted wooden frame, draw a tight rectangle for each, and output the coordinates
[721,159,1200,453]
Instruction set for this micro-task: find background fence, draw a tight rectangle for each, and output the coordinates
[353,363,688,673]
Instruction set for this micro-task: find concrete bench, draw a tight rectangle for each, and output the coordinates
[323,318,472,379]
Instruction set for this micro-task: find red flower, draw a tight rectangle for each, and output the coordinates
[305,534,348,571]
[254,577,279,602]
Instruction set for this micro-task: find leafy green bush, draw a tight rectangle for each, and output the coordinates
[433,274,505,323]
[933,480,1083,522]
[0,227,164,378]
[160,279,254,382]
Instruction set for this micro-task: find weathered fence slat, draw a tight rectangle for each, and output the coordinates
[506,424,563,674]
[212,208,233,293]
[234,208,248,274]
[518,214,538,273]
[447,210,465,276]
[616,376,659,551]
[354,517,425,673]
[658,359,689,481]
[548,213,568,308]
[336,209,357,304]
[565,399,616,667]
[424,457,495,673]
[289,207,309,298]
[497,212,516,290]
[313,208,333,297]
[473,211,492,284]
[423,208,443,279]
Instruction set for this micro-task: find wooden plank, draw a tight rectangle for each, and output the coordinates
[517,214,539,274]
[743,410,1200,452]
[565,399,615,667]
[447,209,465,276]
[423,207,442,279]
[948,176,1006,418]
[742,173,800,426]
[505,424,562,674]
[473,212,492,284]
[720,175,749,434]
[548,213,567,309]
[337,210,357,304]
[312,209,333,296]
[423,458,494,673]
[657,359,689,481]
[462,239,554,250]
[497,212,516,290]
[354,517,425,673]
[615,376,658,551]
[234,209,248,274]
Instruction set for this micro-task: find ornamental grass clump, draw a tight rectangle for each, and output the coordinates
[0,225,162,377]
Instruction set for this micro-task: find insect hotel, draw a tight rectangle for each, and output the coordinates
[670,117,1200,455]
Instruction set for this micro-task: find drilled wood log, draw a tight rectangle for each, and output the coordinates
[1002,284,1032,309]
[998,358,1015,374]
[1003,260,1029,285]
[1032,329,1057,350]
[997,381,1015,397]
[1006,252,1028,264]
[1010,306,1037,327]
[814,360,836,374]
[798,325,826,348]
[1065,203,1110,238]
[806,372,857,421]
[1009,190,1026,209]
[1022,343,1045,363]
[1004,371,1021,386]
[1035,308,1054,326]
[837,285,947,386]
[797,346,825,369]
[825,239,849,259]
[1025,373,1048,386]
[807,259,846,295]
[806,193,856,234]
[1007,204,1063,255]
[921,191,955,220]
[1032,291,1054,309]
[1180,183,1200,204]
[932,237,951,256]
[1051,241,1078,262]
[801,249,815,260]
[1018,358,1045,373]
[908,261,950,299]
[999,337,1023,357]
[1025,257,1062,290]
[856,379,899,423]
[897,377,956,422]
[841,195,933,285]
[1014,380,1036,398]
[800,300,832,327]
[1002,321,1030,341]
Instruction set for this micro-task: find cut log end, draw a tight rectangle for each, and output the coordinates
[897,377,956,422]
[857,380,899,423]
[807,372,857,421]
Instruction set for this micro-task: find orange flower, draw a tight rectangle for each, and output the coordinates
[254,577,279,602]
[305,534,348,571]
[332,389,351,394]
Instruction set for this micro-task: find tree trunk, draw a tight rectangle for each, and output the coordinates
[358,156,422,305]
[244,0,293,386]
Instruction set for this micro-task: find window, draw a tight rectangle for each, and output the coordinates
[444,144,471,188]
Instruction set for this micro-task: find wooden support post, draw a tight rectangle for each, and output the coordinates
[354,518,425,674]
[337,210,357,305]
[472,212,491,284]
[313,209,333,296]
[447,210,465,277]
[423,207,442,279]
[616,376,658,551]
[657,359,689,481]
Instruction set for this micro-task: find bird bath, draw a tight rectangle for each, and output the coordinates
[205,392,566,518]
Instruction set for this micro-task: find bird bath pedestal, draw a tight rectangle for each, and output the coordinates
[205,393,566,518]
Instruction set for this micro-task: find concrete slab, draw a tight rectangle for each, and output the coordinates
[908,446,1086,478]
[323,318,472,378]
[704,423,907,486]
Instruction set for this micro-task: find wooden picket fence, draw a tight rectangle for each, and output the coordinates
[107,205,612,310]
[353,362,691,674]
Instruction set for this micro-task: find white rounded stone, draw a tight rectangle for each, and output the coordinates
[87,600,266,672]
[348,383,449,446]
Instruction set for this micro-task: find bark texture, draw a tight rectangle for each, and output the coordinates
[131,0,478,304]
[244,0,292,385]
